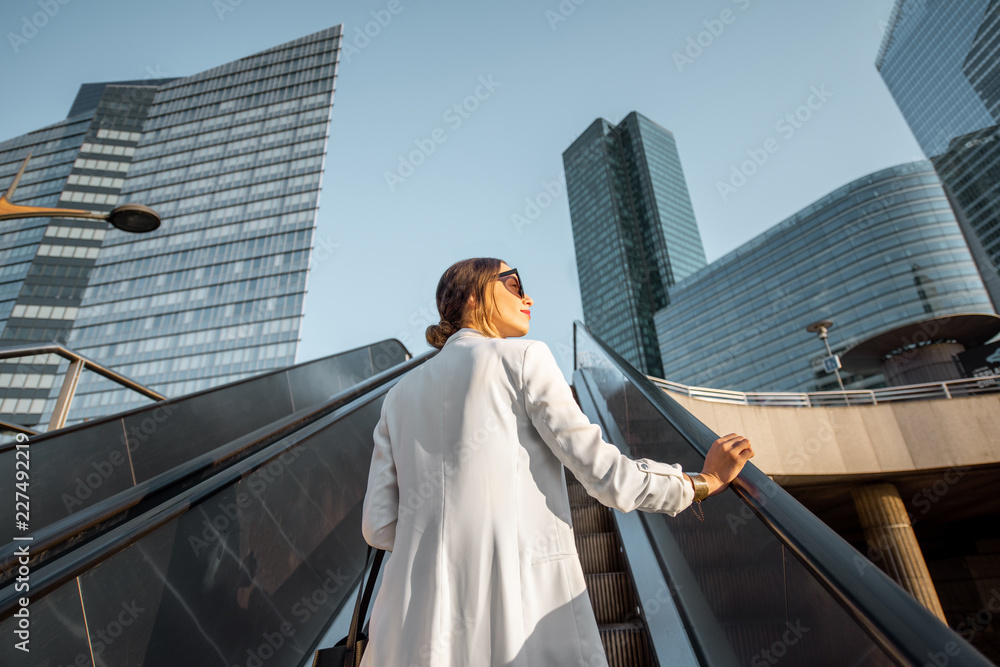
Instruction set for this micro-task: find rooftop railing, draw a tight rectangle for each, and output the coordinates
[649,373,1000,407]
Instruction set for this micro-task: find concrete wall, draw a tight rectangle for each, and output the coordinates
[669,392,1000,477]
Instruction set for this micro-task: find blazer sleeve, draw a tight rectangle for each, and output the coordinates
[521,340,694,516]
[362,390,398,551]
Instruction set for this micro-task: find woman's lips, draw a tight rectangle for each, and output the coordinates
[521,310,530,319]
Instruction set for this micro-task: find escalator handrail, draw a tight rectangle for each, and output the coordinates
[0,351,432,619]
[572,320,993,667]
[0,349,435,582]
[0,337,410,453]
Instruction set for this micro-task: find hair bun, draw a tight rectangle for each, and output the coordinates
[425,319,459,349]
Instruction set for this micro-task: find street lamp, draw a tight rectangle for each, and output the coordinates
[0,154,160,233]
[806,318,847,393]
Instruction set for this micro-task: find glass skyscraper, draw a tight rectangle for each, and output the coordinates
[563,111,706,377]
[877,0,1000,313]
[655,162,994,392]
[0,25,342,428]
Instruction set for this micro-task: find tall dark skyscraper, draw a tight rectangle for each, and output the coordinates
[0,26,342,428]
[877,0,1000,313]
[563,111,706,377]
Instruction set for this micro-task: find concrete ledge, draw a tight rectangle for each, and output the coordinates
[669,392,1000,476]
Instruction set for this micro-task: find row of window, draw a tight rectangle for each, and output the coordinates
[123,154,323,194]
[128,137,325,179]
[136,106,329,159]
[135,170,321,209]
[0,163,73,193]
[81,271,302,320]
[66,174,125,189]
[78,315,300,359]
[0,119,89,161]
[0,373,57,390]
[1,147,80,178]
[44,225,106,241]
[37,244,100,260]
[0,226,45,247]
[154,45,338,106]
[133,189,317,225]
[110,340,298,383]
[140,91,331,141]
[71,293,303,346]
[72,157,131,173]
[0,245,39,264]
[151,64,336,120]
[0,353,62,368]
[0,398,46,416]
[141,79,333,135]
[0,261,31,281]
[59,191,120,206]
[10,303,79,320]
[80,143,137,158]
[82,247,310,303]
[95,129,141,142]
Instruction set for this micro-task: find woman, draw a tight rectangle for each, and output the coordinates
[361,258,753,667]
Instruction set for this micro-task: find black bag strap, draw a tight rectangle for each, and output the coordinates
[345,546,385,666]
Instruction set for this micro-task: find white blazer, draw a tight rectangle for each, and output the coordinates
[361,328,694,667]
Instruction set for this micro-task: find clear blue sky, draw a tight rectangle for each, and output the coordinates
[2,0,922,376]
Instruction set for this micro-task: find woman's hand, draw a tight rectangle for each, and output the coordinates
[698,433,754,497]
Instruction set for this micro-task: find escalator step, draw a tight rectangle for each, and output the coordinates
[585,572,639,624]
[566,480,592,506]
[599,622,655,667]
[572,503,614,534]
[576,532,623,574]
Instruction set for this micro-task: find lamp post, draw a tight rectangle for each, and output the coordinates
[0,154,160,233]
[806,319,847,393]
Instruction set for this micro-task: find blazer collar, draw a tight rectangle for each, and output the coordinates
[443,328,489,348]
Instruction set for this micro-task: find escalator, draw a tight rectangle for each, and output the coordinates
[1,325,994,665]
[0,338,412,584]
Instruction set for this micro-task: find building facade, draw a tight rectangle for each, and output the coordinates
[655,162,995,392]
[877,0,1000,312]
[0,26,342,428]
[563,111,706,377]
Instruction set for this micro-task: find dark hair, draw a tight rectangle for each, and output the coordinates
[425,258,504,349]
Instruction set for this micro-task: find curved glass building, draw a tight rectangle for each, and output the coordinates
[654,161,995,392]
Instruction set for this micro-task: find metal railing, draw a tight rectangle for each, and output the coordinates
[0,343,166,431]
[649,373,1000,407]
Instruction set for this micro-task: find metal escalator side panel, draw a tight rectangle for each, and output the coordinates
[0,382,398,667]
[574,366,703,667]
[0,339,409,537]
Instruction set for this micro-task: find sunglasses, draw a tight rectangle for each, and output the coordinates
[498,268,525,299]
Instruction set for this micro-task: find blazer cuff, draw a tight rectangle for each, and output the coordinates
[634,459,695,512]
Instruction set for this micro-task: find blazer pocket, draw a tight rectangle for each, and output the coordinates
[531,551,578,565]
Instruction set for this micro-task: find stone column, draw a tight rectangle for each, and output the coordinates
[851,483,947,622]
